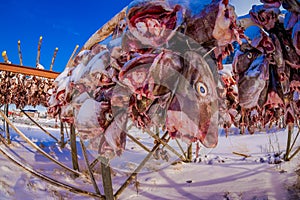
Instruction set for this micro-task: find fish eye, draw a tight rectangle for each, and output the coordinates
[196,82,207,97]
[285,45,290,52]
[105,112,113,121]
[247,52,252,59]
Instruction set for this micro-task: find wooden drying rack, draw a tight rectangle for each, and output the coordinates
[0,62,59,79]
[0,5,192,200]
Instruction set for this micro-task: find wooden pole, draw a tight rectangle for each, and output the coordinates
[66,44,79,68]
[127,133,151,153]
[79,138,101,195]
[1,51,9,63]
[65,7,126,69]
[0,110,81,176]
[50,47,58,71]
[175,139,188,161]
[4,105,10,144]
[82,7,127,51]
[288,128,299,154]
[89,132,152,170]
[101,157,114,200]
[145,128,186,161]
[70,124,79,172]
[114,131,169,199]
[17,40,23,65]
[20,110,59,142]
[187,144,193,162]
[284,123,293,161]
[36,36,43,67]
[1,51,11,145]
[232,151,251,158]
[288,146,300,161]
[0,140,104,199]
[60,121,65,148]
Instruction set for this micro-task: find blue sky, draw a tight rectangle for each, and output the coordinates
[0,0,260,73]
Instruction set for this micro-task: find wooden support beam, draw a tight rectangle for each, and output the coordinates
[60,122,65,148]
[232,151,251,158]
[145,128,187,162]
[50,47,58,71]
[0,110,81,176]
[70,124,80,172]
[4,105,10,144]
[127,133,151,153]
[114,132,169,199]
[0,62,59,79]
[0,139,104,199]
[80,138,101,195]
[187,144,193,162]
[175,139,187,161]
[36,36,43,67]
[101,157,114,200]
[66,44,79,68]
[20,110,59,142]
[82,7,127,51]
[18,40,23,66]
[1,51,10,63]
[284,124,293,161]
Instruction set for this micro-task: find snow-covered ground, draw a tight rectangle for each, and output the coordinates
[0,120,299,200]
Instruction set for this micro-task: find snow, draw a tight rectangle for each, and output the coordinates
[0,118,299,199]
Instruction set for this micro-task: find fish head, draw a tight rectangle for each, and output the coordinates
[126,0,185,47]
[166,51,219,148]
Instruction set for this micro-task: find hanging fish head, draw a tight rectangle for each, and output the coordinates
[126,0,185,47]
[166,51,219,148]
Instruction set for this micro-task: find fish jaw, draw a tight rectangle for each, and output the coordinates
[166,106,218,148]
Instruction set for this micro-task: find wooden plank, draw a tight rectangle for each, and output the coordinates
[0,62,59,79]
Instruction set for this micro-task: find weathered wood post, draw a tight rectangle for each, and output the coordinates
[187,144,192,162]
[60,121,65,148]
[284,123,293,161]
[70,123,79,172]
[101,157,114,200]
[80,138,101,195]
[4,104,10,144]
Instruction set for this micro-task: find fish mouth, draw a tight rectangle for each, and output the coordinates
[127,0,182,46]
[197,111,219,148]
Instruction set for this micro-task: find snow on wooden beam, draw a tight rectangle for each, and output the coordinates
[0,62,59,79]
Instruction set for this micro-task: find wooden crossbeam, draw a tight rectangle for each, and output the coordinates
[82,7,127,51]
[0,62,59,79]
